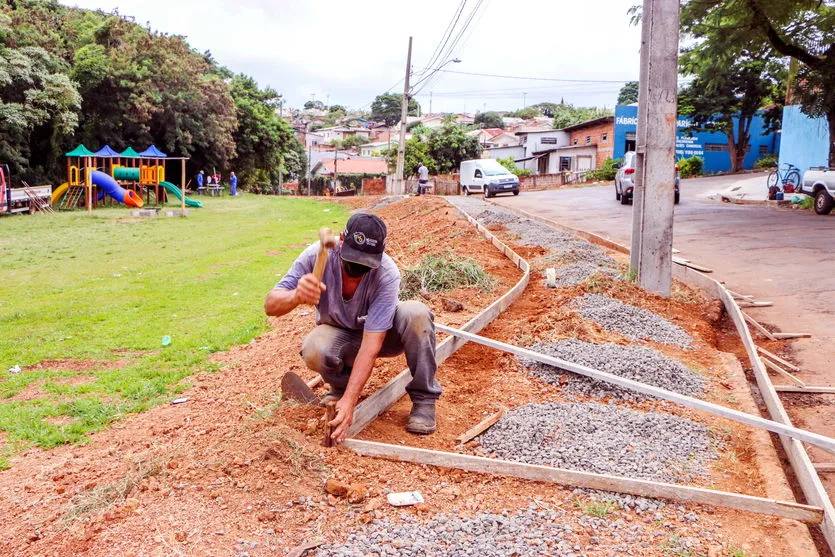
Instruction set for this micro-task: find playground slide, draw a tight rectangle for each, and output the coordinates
[52,183,69,205]
[91,170,143,208]
[160,181,203,208]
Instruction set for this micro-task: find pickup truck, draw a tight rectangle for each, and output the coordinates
[798,167,835,215]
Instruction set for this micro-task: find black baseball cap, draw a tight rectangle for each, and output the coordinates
[341,213,387,269]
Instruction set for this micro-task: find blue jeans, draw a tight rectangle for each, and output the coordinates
[299,301,441,403]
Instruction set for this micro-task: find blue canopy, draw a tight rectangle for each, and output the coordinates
[138,145,167,158]
[94,145,120,157]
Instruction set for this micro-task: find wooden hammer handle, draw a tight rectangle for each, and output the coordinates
[312,245,329,281]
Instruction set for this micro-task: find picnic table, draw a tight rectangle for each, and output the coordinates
[197,185,225,196]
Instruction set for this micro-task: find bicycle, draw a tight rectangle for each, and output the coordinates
[766,162,801,191]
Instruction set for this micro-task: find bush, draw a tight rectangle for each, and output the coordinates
[677,156,703,178]
[400,251,495,300]
[754,154,778,169]
[585,158,621,181]
[496,156,532,176]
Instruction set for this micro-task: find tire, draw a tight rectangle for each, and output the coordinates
[766,170,778,189]
[513,190,520,196]
[463,186,470,196]
[785,170,801,191]
[483,187,491,199]
[674,191,680,205]
[620,191,630,205]
[814,189,834,215]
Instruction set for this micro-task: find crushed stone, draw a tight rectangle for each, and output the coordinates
[571,293,693,349]
[478,402,717,484]
[520,339,704,401]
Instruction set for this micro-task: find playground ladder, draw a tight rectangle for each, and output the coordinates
[21,181,55,214]
[61,186,85,209]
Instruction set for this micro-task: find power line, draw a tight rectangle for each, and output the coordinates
[436,69,634,83]
[418,0,467,78]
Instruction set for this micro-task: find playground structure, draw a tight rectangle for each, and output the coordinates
[0,164,53,215]
[52,144,202,212]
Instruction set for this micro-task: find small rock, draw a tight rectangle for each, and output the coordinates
[441,298,464,312]
[124,498,140,512]
[257,510,275,522]
[325,478,348,497]
[347,483,367,504]
[175,532,187,542]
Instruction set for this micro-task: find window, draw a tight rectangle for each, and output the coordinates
[474,169,483,178]
[601,132,608,143]
[541,137,558,144]
[559,157,571,171]
[704,143,729,152]
[585,136,592,145]
[759,145,769,155]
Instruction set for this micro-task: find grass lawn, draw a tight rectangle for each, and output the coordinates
[0,194,349,468]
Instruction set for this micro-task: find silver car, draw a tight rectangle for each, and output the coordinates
[614,151,680,205]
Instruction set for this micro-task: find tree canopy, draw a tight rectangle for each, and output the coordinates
[0,2,304,187]
[552,104,613,129]
[617,81,639,105]
[474,112,504,129]
[383,123,481,176]
[370,93,420,127]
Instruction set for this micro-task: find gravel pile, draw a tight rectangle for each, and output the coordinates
[571,293,693,349]
[520,339,704,400]
[317,505,655,556]
[479,402,716,483]
[542,261,621,287]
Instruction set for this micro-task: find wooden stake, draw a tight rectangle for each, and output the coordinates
[434,323,835,455]
[455,408,506,444]
[773,333,812,340]
[742,311,777,341]
[757,346,801,373]
[343,439,823,525]
[775,386,835,394]
[306,376,323,389]
[761,357,806,388]
[323,402,336,448]
[739,301,774,308]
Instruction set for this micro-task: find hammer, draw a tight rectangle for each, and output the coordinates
[312,227,335,281]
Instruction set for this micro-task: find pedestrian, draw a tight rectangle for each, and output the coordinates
[417,162,429,196]
[196,170,205,194]
[229,172,238,196]
[264,213,440,443]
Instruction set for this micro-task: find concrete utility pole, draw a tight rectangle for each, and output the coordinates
[630,0,679,297]
[394,36,413,195]
[429,91,433,114]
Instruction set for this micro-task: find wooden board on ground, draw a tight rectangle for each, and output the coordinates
[455,408,506,444]
[775,386,835,394]
[342,439,823,525]
[757,346,801,373]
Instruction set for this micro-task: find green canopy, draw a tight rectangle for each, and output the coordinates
[65,144,96,157]
[120,147,140,158]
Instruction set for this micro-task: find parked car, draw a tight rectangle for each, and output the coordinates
[459,159,520,198]
[796,167,835,215]
[614,151,680,205]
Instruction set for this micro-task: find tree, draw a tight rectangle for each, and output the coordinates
[680,0,835,166]
[617,81,640,104]
[383,135,435,176]
[474,112,504,129]
[679,42,785,172]
[340,134,370,149]
[328,104,346,114]
[509,107,541,119]
[304,100,325,110]
[425,123,482,174]
[496,156,531,176]
[370,93,420,127]
[552,104,612,129]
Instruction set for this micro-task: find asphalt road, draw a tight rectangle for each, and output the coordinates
[493,172,835,470]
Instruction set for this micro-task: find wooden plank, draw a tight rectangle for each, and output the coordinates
[347,202,530,438]
[761,357,806,388]
[775,386,835,394]
[738,301,774,308]
[434,323,835,455]
[814,464,835,473]
[757,346,801,373]
[455,408,505,444]
[742,311,778,341]
[672,256,713,273]
[728,290,755,301]
[773,333,813,339]
[343,439,823,525]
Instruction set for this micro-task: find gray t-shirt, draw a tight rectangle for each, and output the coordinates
[275,241,401,332]
[418,165,429,181]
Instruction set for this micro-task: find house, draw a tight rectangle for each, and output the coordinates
[360,141,394,157]
[484,129,570,174]
[315,126,373,146]
[418,114,474,128]
[467,128,505,147]
[310,158,388,176]
[490,131,520,147]
[560,116,615,169]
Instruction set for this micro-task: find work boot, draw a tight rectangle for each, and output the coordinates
[406,403,436,435]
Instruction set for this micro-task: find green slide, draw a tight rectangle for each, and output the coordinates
[160,181,203,208]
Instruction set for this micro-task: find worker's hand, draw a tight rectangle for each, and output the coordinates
[295,273,327,305]
[328,397,356,444]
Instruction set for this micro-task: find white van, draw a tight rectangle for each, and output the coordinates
[459,159,520,198]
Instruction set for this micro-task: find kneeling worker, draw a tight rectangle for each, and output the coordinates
[264,213,440,443]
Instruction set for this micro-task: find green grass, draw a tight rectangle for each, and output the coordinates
[400,249,495,299]
[573,498,617,518]
[0,195,349,466]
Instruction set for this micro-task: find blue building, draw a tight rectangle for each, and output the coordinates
[778,105,830,172]
[612,105,779,174]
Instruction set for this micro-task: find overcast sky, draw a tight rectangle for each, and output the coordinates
[63,0,642,114]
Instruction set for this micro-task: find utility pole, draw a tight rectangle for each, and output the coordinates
[630,0,679,297]
[523,92,527,108]
[429,91,433,114]
[394,36,413,195]
[306,121,312,196]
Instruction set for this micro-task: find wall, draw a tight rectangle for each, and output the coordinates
[612,105,779,173]
[362,177,386,195]
[778,105,829,172]
[519,173,563,189]
[567,121,614,167]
